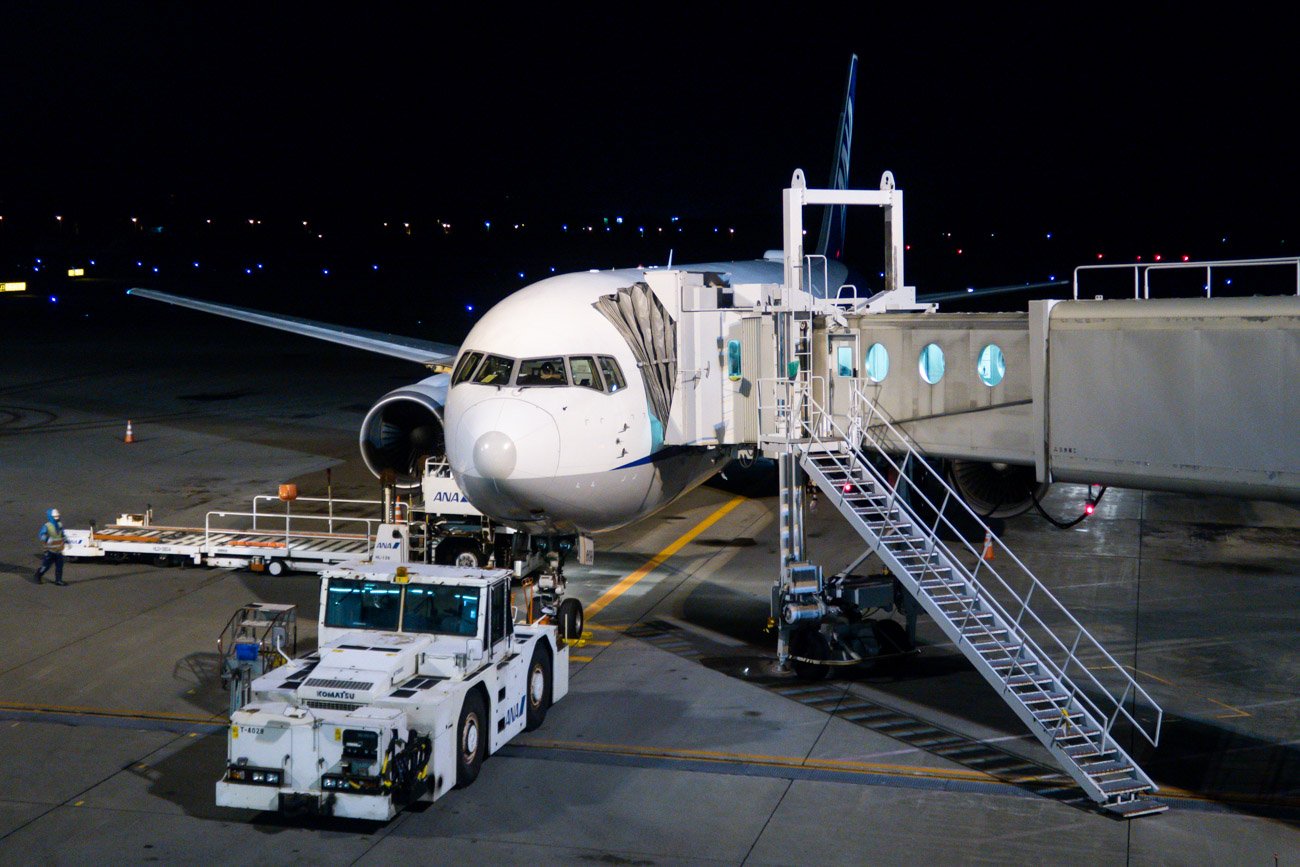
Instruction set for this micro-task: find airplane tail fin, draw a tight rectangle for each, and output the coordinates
[815,53,857,261]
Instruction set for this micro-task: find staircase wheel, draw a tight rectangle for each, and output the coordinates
[790,627,831,681]
[872,618,912,658]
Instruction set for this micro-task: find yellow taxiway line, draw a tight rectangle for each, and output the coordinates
[584,495,746,621]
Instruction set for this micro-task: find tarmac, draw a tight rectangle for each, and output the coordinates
[1,301,1297,865]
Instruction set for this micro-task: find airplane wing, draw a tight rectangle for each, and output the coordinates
[127,288,460,367]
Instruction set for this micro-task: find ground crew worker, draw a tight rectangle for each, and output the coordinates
[35,508,67,585]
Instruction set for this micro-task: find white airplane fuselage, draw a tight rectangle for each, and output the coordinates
[445,258,847,535]
[445,267,720,535]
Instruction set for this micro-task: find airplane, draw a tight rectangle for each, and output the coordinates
[127,54,1298,553]
[130,58,864,538]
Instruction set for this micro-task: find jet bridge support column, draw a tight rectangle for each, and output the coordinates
[771,303,805,671]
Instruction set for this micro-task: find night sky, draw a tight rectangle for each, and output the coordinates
[1,6,1297,305]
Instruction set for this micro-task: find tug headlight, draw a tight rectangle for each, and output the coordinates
[228,765,282,786]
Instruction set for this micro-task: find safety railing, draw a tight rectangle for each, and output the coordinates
[1073,256,1300,300]
[424,457,454,478]
[205,509,379,552]
[216,603,297,674]
[251,494,406,534]
[782,377,1163,750]
[756,374,828,442]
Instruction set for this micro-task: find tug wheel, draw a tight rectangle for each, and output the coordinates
[455,690,487,788]
[524,645,552,731]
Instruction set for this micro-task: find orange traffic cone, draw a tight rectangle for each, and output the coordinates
[982,532,994,561]
[124,420,135,444]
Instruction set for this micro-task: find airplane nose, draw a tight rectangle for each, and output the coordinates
[450,398,560,482]
[472,430,516,480]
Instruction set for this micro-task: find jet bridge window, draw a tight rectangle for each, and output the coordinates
[323,578,402,632]
[726,340,742,381]
[517,357,568,386]
[865,343,889,382]
[919,343,946,385]
[452,351,484,386]
[836,345,855,377]
[977,344,1005,387]
[402,583,480,637]
[598,356,626,393]
[568,356,603,391]
[473,354,515,385]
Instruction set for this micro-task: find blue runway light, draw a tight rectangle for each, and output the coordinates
[372,264,379,271]
[466,304,474,312]
[152,267,159,273]
[518,271,525,279]
[193,262,200,268]
[257,263,263,270]
[245,268,252,275]
[322,269,330,276]
[49,295,57,303]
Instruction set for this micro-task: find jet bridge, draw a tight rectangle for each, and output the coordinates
[647,168,1298,816]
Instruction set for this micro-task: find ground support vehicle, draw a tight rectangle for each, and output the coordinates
[62,497,387,575]
[215,562,571,820]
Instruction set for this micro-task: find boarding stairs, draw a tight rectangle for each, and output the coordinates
[786,381,1166,818]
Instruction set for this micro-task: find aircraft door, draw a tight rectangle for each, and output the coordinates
[828,332,859,428]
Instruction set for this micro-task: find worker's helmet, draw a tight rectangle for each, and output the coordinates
[50,509,60,520]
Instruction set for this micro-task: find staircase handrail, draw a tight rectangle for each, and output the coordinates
[768,376,1162,748]
[841,381,1161,747]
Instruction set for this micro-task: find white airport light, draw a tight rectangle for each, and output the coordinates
[0,282,27,292]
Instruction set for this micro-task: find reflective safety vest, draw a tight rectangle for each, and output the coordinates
[43,521,64,552]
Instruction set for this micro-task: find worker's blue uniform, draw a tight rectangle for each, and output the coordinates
[35,509,66,585]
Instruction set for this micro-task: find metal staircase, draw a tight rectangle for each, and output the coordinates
[786,381,1166,818]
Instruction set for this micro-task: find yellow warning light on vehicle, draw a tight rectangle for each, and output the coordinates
[67,268,84,277]
[394,566,410,584]
[0,282,27,292]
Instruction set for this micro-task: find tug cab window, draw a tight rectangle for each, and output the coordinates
[402,583,480,637]
[473,355,515,385]
[598,356,626,393]
[452,351,483,385]
[517,357,568,386]
[324,578,402,631]
[569,356,603,390]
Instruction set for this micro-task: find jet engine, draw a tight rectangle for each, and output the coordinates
[947,460,1047,519]
[359,374,449,489]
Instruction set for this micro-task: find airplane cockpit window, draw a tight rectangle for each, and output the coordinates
[473,354,515,384]
[452,351,484,386]
[568,356,603,391]
[517,357,568,386]
[598,356,626,393]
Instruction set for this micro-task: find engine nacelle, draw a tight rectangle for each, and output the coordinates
[947,459,1048,520]
[359,374,449,489]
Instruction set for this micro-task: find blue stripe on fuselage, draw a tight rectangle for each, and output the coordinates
[614,444,698,470]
